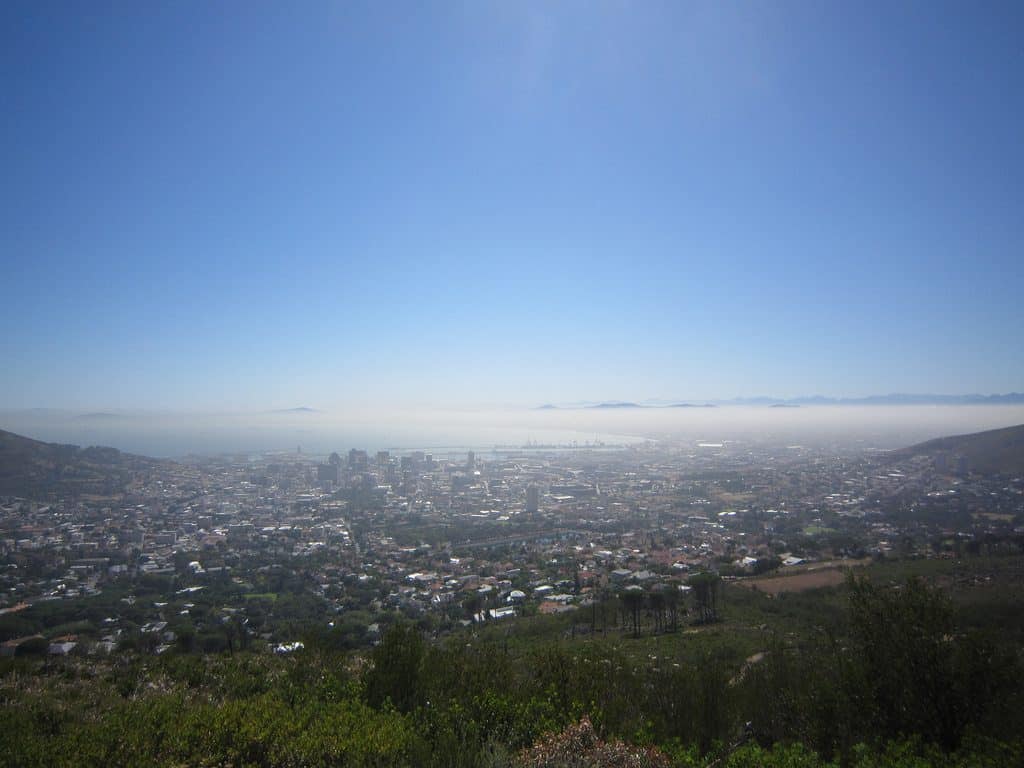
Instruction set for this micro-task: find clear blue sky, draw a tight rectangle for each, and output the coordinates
[2,1,1022,410]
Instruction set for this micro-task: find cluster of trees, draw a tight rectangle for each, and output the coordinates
[615,575,714,638]
[1,574,1021,767]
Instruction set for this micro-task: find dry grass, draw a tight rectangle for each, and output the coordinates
[738,559,869,595]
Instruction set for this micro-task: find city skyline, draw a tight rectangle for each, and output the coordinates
[3,2,1023,410]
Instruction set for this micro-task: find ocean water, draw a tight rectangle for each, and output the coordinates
[2,405,1023,459]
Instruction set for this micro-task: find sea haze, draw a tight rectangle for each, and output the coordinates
[2,405,1023,459]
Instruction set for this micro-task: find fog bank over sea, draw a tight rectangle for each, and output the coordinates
[3,405,1024,459]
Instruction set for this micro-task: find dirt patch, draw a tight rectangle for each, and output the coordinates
[972,512,1015,522]
[740,565,862,595]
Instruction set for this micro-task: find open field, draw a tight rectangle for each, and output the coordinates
[741,568,848,594]
[737,558,870,595]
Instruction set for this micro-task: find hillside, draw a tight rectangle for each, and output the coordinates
[892,423,1024,475]
[0,428,166,500]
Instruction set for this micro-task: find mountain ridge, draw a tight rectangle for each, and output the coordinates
[539,393,1024,409]
[889,423,1024,475]
[0,428,169,500]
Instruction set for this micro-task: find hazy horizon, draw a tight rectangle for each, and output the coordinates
[4,403,1023,459]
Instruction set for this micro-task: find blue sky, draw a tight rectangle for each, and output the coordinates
[2,1,1022,410]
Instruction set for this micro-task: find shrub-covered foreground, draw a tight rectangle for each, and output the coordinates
[1,576,1021,767]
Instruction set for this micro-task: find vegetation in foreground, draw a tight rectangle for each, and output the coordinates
[2,560,1023,768]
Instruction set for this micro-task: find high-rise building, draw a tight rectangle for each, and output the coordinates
[526,484,540,513]
[317,463,340,486]
[348,449,368,470]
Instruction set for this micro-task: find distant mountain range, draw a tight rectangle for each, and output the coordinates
[890,423,1024,476]
[0,428,168,500]
[537,393,1024,409]
[727,393,1024,406]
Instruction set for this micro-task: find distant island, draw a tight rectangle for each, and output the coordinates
[584,402,716,409]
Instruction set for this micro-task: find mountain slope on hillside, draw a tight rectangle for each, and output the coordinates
[892,423,1024,475]
[0,428,167,500]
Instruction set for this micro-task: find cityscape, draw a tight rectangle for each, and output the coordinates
[3,427,1020,658]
